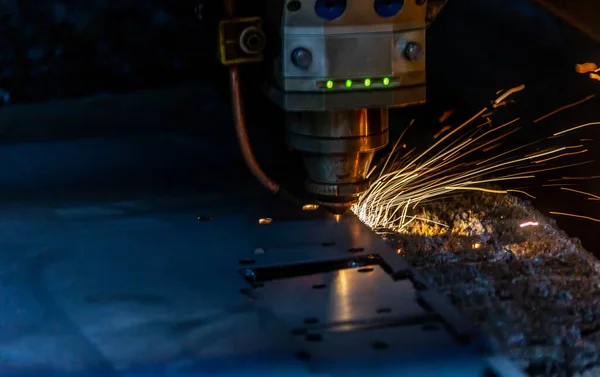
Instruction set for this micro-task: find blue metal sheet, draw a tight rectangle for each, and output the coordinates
[0,188,524,376]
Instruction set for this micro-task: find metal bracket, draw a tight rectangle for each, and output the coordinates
[218,17,266,65]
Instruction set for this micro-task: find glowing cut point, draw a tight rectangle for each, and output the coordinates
[326,80,334,89]
[302,204,319,211]
[520,221,539,228]
[345,79,353,88]
[382,77,390,86]
[472,243,481,249]
[258,218,273,225]
[364,78,371,87]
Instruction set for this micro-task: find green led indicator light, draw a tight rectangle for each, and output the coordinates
[345,79,353,88]
[326,80,334,89]
[364,78,371,87]
[382,77,391,86]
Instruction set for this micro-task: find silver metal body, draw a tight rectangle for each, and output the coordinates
[266,0,427,110]
[264,0,427,206]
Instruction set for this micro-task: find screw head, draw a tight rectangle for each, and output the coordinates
[291,47,313,69]
[239,26,266,55]
[403,42,424,61]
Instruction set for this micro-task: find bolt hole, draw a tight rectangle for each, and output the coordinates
[315,0,346,20]
[303,317,319,325]
[412,280,428,290]
[322,241,336,247]
[372,341,389,350]
[393,270,413,280]
[358,267,374,273]
[348,247,365,253]
[197,215,214,221]
[287,0,302,12]
[376,308,392,314]
[312,283,326,289]
[291,329,307,336]
[239,259,255,265]
[422,324,440,332]
[483,368,500,377]
[295,351,311,361]
[305,333,323,342]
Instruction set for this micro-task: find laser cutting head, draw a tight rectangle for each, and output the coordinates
[262,0,428,211]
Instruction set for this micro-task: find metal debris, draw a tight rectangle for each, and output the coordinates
[382,192,600,376]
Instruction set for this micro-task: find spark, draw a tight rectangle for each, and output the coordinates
[554,122,600,136]
[434,125,453,139]
[507,189,536,199]
[533,94,596,123]
[444,186,507,194]
[550,211,600,223]
[576,62,598,73]
[472,243,481,249]
[352,87,596,233]
[542,183,580,187]
[534,149,588,164]
[520,221,539,228]
[258,218,273,225]
[439,110,455,123]
[549,175,600,181]
[494,84,525,105]
[482,142,504,152]
[560,187,600,199]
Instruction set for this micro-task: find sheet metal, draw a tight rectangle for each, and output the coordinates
[0,187,524,376]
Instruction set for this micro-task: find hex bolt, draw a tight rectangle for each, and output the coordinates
[291,47,313,69]
[403,42,424,62]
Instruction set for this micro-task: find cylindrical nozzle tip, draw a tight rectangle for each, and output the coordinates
[317,200,356,215]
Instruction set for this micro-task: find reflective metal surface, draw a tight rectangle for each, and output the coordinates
[265,0,427,110]
[265,83,426,111]
[286,109,388,204]
[0,181,524,376]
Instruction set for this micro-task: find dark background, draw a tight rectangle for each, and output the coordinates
[0,0,600,253]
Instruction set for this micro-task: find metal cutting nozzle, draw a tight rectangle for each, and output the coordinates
[286,109,389,211]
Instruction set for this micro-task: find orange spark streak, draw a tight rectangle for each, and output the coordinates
[554,122,600,136]
[560,187,600,199]
[550,212,600,223]
[533,94,596,124]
